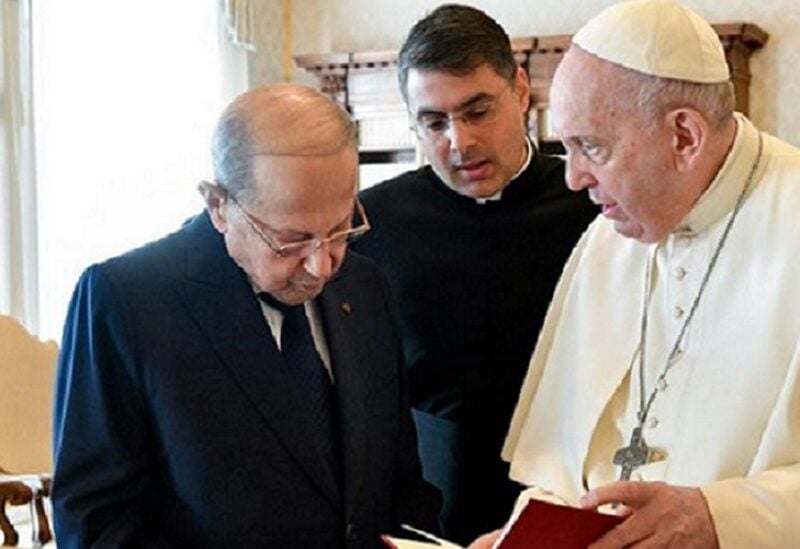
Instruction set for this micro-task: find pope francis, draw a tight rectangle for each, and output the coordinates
[468,1,800,548]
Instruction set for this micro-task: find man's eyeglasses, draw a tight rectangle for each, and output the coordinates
[229,195,371,259]
[411,84,513,140]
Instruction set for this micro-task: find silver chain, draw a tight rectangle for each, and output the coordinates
[636,132,764,427]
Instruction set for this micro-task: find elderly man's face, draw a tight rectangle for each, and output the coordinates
[214,147,359,305]
[405,63,531,199]
[551,49,679,243]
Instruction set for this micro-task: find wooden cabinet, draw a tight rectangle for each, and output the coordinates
[296,24,767,163]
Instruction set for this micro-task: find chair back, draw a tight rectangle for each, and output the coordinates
[0,316,58,474]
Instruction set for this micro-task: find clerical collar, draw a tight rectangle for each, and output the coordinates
[441,138,533,204]
[672,114,763,236]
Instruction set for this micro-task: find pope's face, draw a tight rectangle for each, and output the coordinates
[551,48,681,243]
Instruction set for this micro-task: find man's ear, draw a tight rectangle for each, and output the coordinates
[513,66,531,113]
[197,181,228,233]
[666,108,708,172]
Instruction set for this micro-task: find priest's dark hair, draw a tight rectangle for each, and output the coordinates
[397,4,517,101]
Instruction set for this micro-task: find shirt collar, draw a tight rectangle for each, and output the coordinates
[673,113,762,236]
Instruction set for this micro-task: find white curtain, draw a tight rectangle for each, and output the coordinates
[222,0,256,51]
[218,0,251,101]
[0,0,38,333]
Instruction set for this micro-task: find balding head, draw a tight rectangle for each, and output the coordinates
[212,84,357,204]
[202,84,361,304]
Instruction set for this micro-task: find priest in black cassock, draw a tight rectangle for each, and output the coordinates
[351,4,598,544]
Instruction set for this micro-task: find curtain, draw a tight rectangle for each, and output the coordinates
[222,0,256,51]
[0,0,38,333]
[218,0,251,101]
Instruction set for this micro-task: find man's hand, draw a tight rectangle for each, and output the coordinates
[467,528,503,549]
[580,481,719,548]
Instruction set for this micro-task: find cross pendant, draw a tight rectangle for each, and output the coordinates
[613,426,652,481]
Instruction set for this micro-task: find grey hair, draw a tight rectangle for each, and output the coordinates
[211,84,357,205]
[612,63,735,130]
[397,4,517,102]
[211,111,256,202]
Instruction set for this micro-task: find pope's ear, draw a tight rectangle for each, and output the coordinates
[667,108,707,172]
[197,181,228,233]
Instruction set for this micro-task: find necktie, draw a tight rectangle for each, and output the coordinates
[258,293,342,487]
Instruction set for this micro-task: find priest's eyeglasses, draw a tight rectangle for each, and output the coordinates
[229,195,371,259]
[411,84,512,140]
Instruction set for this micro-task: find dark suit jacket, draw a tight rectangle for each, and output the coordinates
[52,212,439,548]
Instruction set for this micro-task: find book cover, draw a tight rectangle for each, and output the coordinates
[383,497,625,548]
[496,498,625,548]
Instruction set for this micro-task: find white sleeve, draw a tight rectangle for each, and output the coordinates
[702,463,800,548]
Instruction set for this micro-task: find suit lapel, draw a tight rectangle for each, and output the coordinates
[173,213,342,509]
[318,261,368,515]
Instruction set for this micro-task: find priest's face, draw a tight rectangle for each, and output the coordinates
[404,63,531,199]
[551,48,683,243]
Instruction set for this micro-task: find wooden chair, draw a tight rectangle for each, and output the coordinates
[0,468,52,546]
[0,315,58,546]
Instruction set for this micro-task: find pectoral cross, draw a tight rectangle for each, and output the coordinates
[613,426,652,481]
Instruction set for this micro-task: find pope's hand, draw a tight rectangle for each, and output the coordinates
[580,481,718,548]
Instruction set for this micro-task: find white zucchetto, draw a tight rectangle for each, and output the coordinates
[572,0,730,83]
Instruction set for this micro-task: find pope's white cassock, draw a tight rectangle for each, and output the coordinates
[502,114,800,548]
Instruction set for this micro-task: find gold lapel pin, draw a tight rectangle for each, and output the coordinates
[340,302,353,315]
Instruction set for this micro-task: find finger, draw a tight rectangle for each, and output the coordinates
[589,494,670,549]
[581,481,662,510]
[616,504,634,517]
[628,534,668,549]
[588,515,651,549]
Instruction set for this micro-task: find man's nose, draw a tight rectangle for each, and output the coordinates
[303,243,334,279]
[565,153,598,192]
[445,118,477,155]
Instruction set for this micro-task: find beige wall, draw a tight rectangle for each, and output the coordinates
[285,0,800,145]
[249,0,286,86]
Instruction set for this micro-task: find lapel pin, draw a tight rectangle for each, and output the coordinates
[340,301,353,315]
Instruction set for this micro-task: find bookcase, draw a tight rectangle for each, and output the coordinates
[295,24,768,173]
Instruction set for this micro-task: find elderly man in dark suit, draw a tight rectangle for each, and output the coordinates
[51,84,439,548]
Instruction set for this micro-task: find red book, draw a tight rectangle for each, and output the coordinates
[497,498,625,548]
